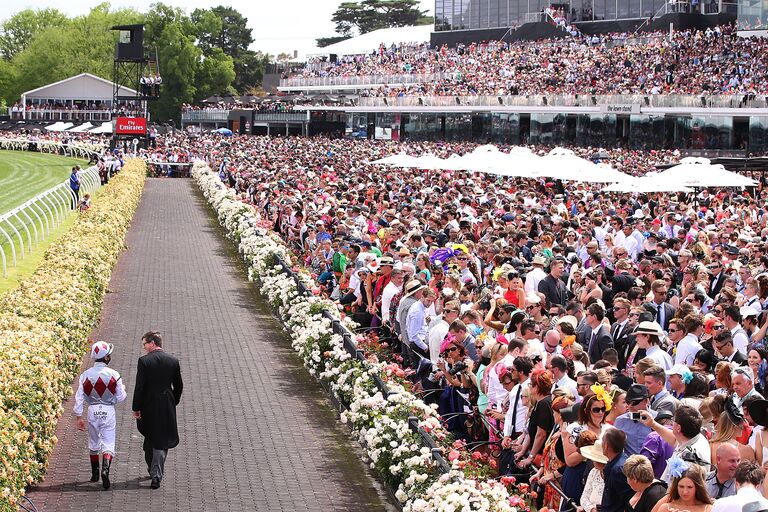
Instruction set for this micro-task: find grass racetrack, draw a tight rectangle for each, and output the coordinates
[0,150,87,212]
[0,151,89,292]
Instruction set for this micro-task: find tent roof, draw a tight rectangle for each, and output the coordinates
[311,25,432,57]
[22,73,137,101]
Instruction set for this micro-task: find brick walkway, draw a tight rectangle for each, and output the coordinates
[26,179,393,512]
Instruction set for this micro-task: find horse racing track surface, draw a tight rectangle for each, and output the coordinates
[0,151,85,213]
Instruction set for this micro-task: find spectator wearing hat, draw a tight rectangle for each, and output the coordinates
[615,383,654,455]
[396,280,425,364]
[539,257,568,307]
[710,461,768,512]
[601,428,634,512]
[705,443,740,500]
[526,255,548,295]
[625,454,668,512]
[579,441,608,512]
[638,405,711,483]
[667,364,692,400]
[644,279,677,332]
[635,321,673,370]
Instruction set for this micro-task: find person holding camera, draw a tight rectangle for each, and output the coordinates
[436,337,476,441]
[614,384,654,454]
[637,405,711,483]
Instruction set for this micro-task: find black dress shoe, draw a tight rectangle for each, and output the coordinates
[150,477,161,489]
[90,460,100,483]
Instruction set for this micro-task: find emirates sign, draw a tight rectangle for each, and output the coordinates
[114,117,147,135]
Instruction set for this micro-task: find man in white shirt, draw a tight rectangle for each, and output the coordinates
[711,461,768,512]
[672,316,703,366]
[502,356,534,444]
[548,354,578,399]
[427,301,460,362]
[381,269,404,326]
[406,288,437,365]
[639,404,710,483]
[723,304,749,356]
[524,255,547,295]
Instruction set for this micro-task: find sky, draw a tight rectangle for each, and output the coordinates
[0,0,435,58]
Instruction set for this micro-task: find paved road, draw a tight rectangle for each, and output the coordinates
[27,179,393,512]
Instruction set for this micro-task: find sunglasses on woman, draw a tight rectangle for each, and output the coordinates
[591,407,606,414]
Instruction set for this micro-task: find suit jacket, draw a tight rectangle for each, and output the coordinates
[611,320,633,370]
[586,324,614,363]
[611,271,636,295]
[538,274,567,307]
[710,272,726,298]
[650,389,678,417]
[729,350,748,366]
[644,301,676,331]
[133,349,184,450]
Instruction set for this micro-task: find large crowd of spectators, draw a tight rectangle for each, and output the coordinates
[153,130,768,512]
[290,25,767,96]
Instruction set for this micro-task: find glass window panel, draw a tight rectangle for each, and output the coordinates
[617,0,630,18]
[750,117,768,154]
[497,0,509,26]
[582,0,594,20]
[629,0,641,17]
[531,114,555,145]
[594,0,607,19]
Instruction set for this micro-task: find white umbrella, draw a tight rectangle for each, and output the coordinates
[45,122,74,132]
[67,122,93,133]
[461,146,541,178]
[602,176,695,193]
[533,147,630,183]
[412,153,450,170]
[654,157,757,187]
[369,153,421,167]
[89,122,112,134]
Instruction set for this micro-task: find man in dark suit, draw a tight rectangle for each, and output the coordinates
[708,260,727,298]
[538,257,567,307]
[132,331,184,490]
[610,298,634,370]
[611,259,636,296]
[713,330,747,366]
[584,302,614,363]
[644,279,676,332]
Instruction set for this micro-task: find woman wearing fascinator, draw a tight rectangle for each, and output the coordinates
[655,459,713,512]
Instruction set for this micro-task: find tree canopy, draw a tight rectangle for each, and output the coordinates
[0,2,268,121]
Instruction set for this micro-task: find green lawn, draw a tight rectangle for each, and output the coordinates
[0,151,89,292]
[0,150,87,212]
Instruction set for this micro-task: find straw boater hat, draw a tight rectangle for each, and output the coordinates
[403,280,424,298]
[580,442,608,464]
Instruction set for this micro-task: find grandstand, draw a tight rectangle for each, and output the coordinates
[177,15,768,157]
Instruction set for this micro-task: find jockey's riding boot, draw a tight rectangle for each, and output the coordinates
[101,454,112,490]
[90,455,100,483]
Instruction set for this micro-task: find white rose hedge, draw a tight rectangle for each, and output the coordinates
[193,161,527,511]
[0,159,146,511]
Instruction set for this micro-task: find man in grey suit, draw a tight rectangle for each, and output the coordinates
[643,364,678,417]
[644,279,676,332]
[584,302,614,363]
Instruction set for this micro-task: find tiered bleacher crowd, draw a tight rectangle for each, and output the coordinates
[149,125,768,512]
[291,25,767,96]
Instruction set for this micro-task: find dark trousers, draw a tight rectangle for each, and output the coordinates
[72,188,80,209]
[143,438,168,481]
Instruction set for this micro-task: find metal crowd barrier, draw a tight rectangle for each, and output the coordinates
[0,166,100,277]
[0,138,106,159]
[273,255,452,474]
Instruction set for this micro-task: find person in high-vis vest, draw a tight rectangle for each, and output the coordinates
[74,341,127,489]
